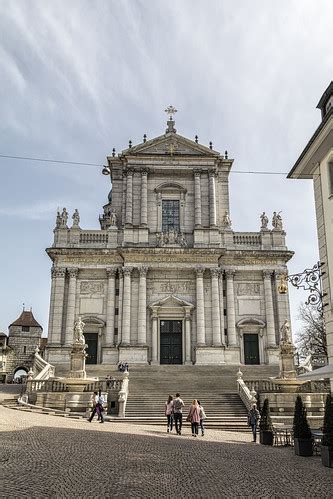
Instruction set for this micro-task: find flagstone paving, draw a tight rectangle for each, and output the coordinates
[0,389,332,498]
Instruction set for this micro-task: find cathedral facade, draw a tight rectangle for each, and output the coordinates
[46,113,293,368]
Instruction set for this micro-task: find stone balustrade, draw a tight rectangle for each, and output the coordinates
[79,231,109,245]
[233,233,262,246]
[32,352,55,380]
[236,370,257,410]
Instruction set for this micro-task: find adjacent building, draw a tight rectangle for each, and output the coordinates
[288,81,333,385]
[45,112,293,368]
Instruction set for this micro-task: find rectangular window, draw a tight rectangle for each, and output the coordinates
[23,346,27,354]
[22,326,30,332]
[162,200,180,231]
[329,163,333,195]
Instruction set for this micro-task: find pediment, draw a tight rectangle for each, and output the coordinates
[236,318,266,328]
[149,294,194,309]
[122,133,219,157]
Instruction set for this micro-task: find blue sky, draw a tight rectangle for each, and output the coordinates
[0,0,332,335]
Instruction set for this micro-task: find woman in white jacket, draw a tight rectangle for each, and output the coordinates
[197,400,206,436]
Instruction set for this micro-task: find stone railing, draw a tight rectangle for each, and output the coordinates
[233,233,262,246]
[32,351,55,380]
[236,369,257,410]
[244,379,283,393]
[118,371,129,417]
[83,378,122,392]
[79,231,109,245]
[26,379,67,393]
[244,378,330,394]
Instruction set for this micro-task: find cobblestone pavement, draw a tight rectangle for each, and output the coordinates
[0,393,332,498]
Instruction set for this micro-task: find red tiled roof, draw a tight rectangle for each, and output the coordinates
[9,310,43,329]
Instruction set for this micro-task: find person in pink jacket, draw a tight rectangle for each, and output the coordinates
[165,395,174,433]
[188,399,201,437]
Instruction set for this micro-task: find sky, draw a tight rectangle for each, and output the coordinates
[0,0,332,337]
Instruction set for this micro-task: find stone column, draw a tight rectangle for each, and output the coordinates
[194,170,202,227]
[48,266,57,342]
[151,312,158,363]
[196,267,206,346]
[122,173,127,227]
[211,268,222,346]
[274,270,292,341]
[105,268,117,347]
[138,267,148,345]
[117,270,123,344]
[185,310,192,363]
[209,171,217,227]
[140,169,148,226]
[121,267,133,345]
[226,269,237,346]
[219,271,226,345]
[64,267,78,345]
[125,170,133,226]
[263,270,276,347]
[51,268,66,345]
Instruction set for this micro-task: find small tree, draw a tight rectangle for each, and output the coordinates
[259,398,272,431]
[293,395,311,439]
[296,303,327,360]
[322,394,333,447]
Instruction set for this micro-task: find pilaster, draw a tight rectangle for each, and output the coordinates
[105,267,117,347]
[125,170,133,226]
[64,267,78,346]
[196,267,206,346]
[225,269,237,346]
[209,171,217,227]
[138,266,148,345]
[194,170,202,227]
[211,268,222,346]
[51,268,66,345]
[121,267,133,345]
[263,270,276,347]
[140,169,148,226]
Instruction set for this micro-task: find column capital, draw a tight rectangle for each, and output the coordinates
[195,266,205,277]
[122,266,133,276]
[194,170,201,177]
[53,268,66,278]
[210,268,220,278]
[139,266,149,277]
[126,169,134,176]
[140,168,149,176]
[263,270,273,279]
[209,170,217,178]
[106,267,118,277]
[225,269,236,279]
[67,267,79,278]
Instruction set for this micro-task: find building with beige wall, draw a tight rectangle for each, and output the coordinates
[45,113,293,368]
[288,81,333,385]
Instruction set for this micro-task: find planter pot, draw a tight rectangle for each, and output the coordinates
[260,430,273,446]
[321,445,333,468]
[294,438,313,457]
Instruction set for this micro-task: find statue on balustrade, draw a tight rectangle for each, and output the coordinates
[110,210,118,227]
[222,210,232,230]
[260,211,269,230]
[72,209,80,228]
[272,211,283,231]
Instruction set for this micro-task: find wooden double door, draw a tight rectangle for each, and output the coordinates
[244,333,260,365]
[160,320,182,364]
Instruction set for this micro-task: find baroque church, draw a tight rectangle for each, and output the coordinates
[45,109,293,368]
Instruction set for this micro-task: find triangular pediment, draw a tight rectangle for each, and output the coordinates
[149,294,194,309]
[122,132,219,157]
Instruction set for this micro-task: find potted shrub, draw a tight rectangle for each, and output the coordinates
[321,394,333,468]
[293,395,313,457]
[259,398,273,445]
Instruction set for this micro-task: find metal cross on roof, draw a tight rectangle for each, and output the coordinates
[165,105,178,120]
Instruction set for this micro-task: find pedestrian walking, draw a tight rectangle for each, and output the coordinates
[97,389,105,423]
[248,403,260,442]
[88,391,99,422]
[173,393,185,435]
[165,395,174,433]
[197,400,206,436]
[187,399,201,437]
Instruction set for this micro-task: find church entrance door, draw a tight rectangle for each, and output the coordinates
[160,320,182,364]
[85,333,98,364]
[244,334,260,365]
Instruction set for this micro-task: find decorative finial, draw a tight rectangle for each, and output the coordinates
[209,141,213,150]
[225,150,228,159]
[143,134,147,143]
[112,148,116,157]
[129,140,132,149]
[165,105,178,121]
[22,303,25,311]
[195,135,198,143]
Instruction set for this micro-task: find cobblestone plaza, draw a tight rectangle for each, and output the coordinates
[1,388,332,499]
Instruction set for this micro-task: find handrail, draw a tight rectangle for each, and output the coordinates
[32,351,55,380]
[236,369,257,411]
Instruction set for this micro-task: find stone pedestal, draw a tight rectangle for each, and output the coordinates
[69,341,87,380]
[279,341,296,379]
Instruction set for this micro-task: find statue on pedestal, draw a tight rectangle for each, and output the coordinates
[72,209,80,228]
[260,211,269,230]
[222,210,232,230]
[280,319,292,344]
[74,316,85,344]
[272,211,283,231]
[110,211,118,227]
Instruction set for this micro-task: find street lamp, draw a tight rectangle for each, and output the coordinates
[102,165,111,176]
[278,261,326,313]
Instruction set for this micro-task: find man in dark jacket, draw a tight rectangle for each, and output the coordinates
[248,403,260,442]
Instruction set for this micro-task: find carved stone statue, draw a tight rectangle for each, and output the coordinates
[110,211,117,227]
[74,316,85,344]
[178,232,188,247]
[272,211,283,231]
[280,319,292,344]
[55,210,62,229]
[72,209,80,228]
[222,210,232,230]
[260,211,269,230]
[60,207,68,228]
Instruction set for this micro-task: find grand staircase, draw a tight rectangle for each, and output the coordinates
[83,363,279,432]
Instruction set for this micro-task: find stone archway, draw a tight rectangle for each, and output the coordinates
[237,318,266,365]
[149,295,194,364]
